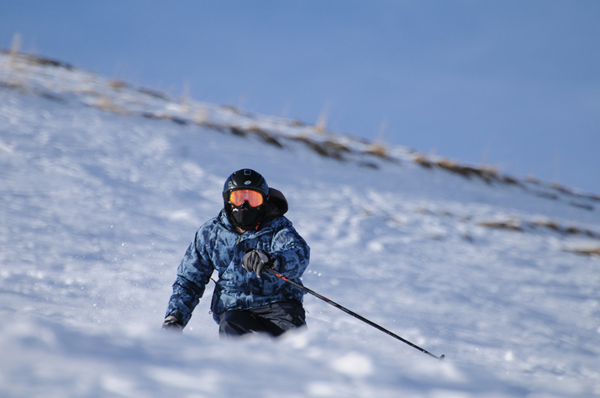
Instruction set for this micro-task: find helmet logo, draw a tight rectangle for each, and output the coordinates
[244,180,252,185]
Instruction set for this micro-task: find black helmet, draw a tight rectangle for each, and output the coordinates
[222,169,269,203]
[222,169,269,230]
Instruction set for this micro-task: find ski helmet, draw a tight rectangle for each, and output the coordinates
[222,169,269,230]
[222,169,269,202]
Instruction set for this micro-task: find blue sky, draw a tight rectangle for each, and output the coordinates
[2,1,599,193]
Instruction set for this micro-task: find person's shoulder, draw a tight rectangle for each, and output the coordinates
[268,216,301,235]
[197,214,217,228]
[271,217,308,246]
[196,211,228,233]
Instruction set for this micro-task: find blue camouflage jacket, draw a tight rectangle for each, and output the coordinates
[165,204,310,325]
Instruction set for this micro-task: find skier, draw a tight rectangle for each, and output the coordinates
[162,169,310,337]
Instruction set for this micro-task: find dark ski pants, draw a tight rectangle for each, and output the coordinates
[218,300,306,338]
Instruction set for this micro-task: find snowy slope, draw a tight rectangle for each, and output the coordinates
[1,52,600,398]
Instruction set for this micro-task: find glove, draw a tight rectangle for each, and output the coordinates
[242,249,277,278]
[162,315,184,332]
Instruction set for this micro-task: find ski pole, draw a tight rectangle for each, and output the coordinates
[266,269,444,360]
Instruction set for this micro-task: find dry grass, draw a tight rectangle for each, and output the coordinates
[563,247,600,257]
[94,96,128,115]
[191,108,209,125]
[413,155,434,169]
[108,80,127,90]
[4,47,73,71]
[478,217,600,239]
[7,33,22,69]
[411,153,527,187]
[305,140,346,160]
[502,176,520,185]
[314,104,330,134]
[531,219,600,238]
[357,161,379,169]
[436,159,500,184]
[137,87,169,100]
[221,105,241,115]
[365,141,390,160]
[246,126,283,148]
[0,79,25,90]
[552,183,575,195]
[141,112,188,125]
[288,135,351,160]
[229,126,247,137]
[221,125,284,148]
[477,219,524,232]
[194,121,227,133]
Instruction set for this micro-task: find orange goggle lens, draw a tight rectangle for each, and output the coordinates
[229,189,264,207]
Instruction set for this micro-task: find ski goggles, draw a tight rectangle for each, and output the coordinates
[229,189,264,207]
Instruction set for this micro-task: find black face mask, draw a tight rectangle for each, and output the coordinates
[230,203,263,230]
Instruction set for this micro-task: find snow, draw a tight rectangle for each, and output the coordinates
[1,52,600,397]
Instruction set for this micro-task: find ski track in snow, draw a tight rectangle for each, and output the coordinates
[1,53,600,397]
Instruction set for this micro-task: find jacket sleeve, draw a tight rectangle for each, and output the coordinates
[165,226,215,326]
[270,223,310,280]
